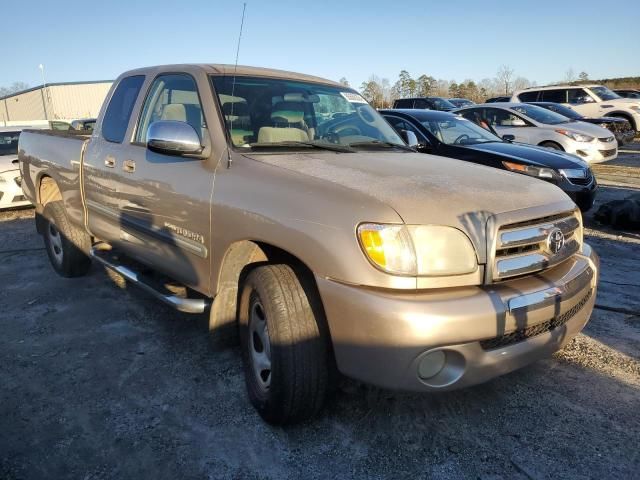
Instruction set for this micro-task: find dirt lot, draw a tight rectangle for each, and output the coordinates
[1,146,639,480]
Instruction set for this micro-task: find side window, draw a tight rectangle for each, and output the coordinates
[102,75,145,143]
[135,73,205,144]
[541,89,567,103]
[517,91,539,102]
[394,99,413,108]
[486,108,526,127]
[384,116,423,139]
[413,99,428,109]
[567,88,593,105]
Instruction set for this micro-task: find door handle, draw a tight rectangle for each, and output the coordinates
[104,156,115,168]
[123,160,136,173]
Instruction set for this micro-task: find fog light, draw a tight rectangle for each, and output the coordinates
[576,150,588,157]
[418,350,446,379]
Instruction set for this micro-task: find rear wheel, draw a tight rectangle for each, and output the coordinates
[539,141,563,151]
[43,201,91,277]
[239,264,329,424]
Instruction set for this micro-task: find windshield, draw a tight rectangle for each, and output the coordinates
[539,103,582,120]
[430,97,457,110]
[210,76,404,151]
[420,116,502,145]
[589,86,621,101]
[512,104,570,125]
[0,131,20,156]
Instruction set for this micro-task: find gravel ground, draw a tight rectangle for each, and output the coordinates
[1,147,639,479]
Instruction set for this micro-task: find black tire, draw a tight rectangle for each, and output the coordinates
[238,264,329,424]
[539,141,563,151]
[43,201,92,277]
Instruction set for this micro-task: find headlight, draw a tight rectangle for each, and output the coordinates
[554,129,594,143]
[357,223,477,276]
[502,161,558,180]
[558,168,589,179]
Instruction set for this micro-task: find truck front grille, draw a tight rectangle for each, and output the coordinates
[480,289,592,351]
[493,211,581,281]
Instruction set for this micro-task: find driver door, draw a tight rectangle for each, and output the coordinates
[566,88,598,117]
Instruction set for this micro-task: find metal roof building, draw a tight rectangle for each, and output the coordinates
[0,80,113,126]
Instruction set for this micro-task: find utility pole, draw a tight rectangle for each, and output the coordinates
[39,64,49,120]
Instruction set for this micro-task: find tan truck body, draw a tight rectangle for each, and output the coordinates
[19,64,599,422]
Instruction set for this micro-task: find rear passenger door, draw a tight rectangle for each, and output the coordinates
[485,108,532,143]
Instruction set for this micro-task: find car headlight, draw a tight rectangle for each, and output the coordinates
[555,129,594,143]
[357,223,477,276]
[502,161,558,180]
[558,168,590,180]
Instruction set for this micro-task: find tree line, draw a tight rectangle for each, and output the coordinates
[351,65,535,108]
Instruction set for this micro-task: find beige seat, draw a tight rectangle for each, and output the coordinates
[257,101,310,143]
[222,102,254,145]
[160,103,203,137]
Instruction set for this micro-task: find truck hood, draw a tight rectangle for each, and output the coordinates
[248,151,573,260]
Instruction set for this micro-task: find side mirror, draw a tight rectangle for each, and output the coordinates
[502,134,515,142]
[400,129,419,147]
[416,142,432,153]
[147,120,204,157]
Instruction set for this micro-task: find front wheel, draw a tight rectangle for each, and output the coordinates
[239,264,330,424]
[539,141,563,151]
[43,201,92,277]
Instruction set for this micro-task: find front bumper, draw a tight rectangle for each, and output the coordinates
[0,169,31,209]
[317,243,599,391]
[565,140,618,163]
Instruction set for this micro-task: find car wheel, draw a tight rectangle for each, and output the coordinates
[540,141,563,151]
[43,201,92,277]
[239,264,329,424]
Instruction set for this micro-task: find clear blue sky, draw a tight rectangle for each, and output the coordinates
[4,0,639,90]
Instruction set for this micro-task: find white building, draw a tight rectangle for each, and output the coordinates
[0,81,113,127]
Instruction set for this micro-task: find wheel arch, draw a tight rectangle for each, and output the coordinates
[209,239,332,346]
[606,111,637,131]
[538,140,564,150]
[35,175,63,235]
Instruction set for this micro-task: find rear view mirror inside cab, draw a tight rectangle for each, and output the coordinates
[283,92,320,103]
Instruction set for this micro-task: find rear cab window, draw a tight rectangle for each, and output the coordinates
[102,75,145,143]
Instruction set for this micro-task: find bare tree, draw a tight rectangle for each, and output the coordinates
[564,68,576,83]
[0,81,30,97]
[578,71,589,82]
[338,77,350,87]
[496,65,515,95]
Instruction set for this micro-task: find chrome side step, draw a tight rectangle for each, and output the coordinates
[90,245,209,314]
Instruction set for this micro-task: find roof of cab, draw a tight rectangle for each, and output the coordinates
[118,64,343,87]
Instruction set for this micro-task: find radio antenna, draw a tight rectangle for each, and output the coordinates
[227,2,247,168]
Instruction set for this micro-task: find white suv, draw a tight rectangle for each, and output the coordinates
[512,85,640,133]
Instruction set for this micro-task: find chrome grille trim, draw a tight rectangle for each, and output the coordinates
[492,211,581,280]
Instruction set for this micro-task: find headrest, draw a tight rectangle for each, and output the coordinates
[271,101,305,124]
[222,102,249,117]
[161,103,187,122]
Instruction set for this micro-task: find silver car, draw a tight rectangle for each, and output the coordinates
[0,127,32,209]
[456,103,618,163]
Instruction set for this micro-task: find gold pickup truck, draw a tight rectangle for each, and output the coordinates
[18,64,599,424]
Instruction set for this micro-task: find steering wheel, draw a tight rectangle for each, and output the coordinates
[453,134,470,145]
[332,124,362,136]
[355,105,377,127]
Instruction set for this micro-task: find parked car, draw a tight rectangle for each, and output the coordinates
[485,96,510,103]
[0,126,45,209]
[19,64,599,424]
[614,89,640,99]
[70,118,97,131]
[381,109,597,211]
[527,102,636,145]
[448,98,475,108]
[455,103,618,163]
[512,85,640,132]
[393,96,457,111]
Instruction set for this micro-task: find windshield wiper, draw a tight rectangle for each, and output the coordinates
[347,140,415,152]
[248,141,354,153]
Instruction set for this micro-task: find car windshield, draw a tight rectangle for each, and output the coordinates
[0,131,20,156]
[538,103,583,120]
[420,116,502,145]
[430,97,457,110]
[210,76,405,151]
[512,104,570,125]
[590,86,621,101]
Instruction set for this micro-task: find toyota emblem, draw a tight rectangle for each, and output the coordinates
[547,228,565,254]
